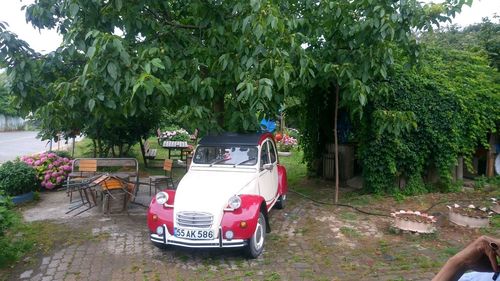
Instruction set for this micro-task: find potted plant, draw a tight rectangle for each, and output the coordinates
[447,204,491,228]
[0,160,38,204]
[277,135,298,156]
[391,210,437,234]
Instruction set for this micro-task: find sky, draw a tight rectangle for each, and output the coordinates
[0,0,499,54]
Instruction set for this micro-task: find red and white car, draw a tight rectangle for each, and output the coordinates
[147,132,288,258]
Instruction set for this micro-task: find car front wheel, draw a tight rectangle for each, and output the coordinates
[245,212,266,258]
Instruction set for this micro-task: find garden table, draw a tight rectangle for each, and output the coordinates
[162,141,189,160]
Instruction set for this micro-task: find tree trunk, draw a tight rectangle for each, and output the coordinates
[92,139,97,158]
[214,94,225,128]
[139,138,148,167]
[334,84,340,204]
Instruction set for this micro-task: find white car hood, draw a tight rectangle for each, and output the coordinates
[174,168,257,229]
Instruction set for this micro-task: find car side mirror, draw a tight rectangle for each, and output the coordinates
[263,163,273,171]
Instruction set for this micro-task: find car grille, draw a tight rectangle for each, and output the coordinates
[176,211,213,228]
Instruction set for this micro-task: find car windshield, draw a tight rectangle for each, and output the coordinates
[193,145,258,166]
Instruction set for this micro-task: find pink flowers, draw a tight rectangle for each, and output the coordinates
[277,135,298,152]
[21,152,72,190]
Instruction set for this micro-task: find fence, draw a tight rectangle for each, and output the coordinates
[0,114,25,131]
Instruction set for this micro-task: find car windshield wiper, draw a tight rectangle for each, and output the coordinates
[234,158,256,167]
[209,158,227,167]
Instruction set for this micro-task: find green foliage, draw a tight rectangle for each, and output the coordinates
[359,46,499,194]
[422,17,500,71]
[0,191,15,237]
[0,72,17,116]
[0,161,38,196]
[52,150,71,159]
[0,0,309,143]
[0,193,30,268]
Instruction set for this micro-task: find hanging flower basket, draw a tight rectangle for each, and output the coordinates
[447,204,491,228]
[490,198,500,214]
[391,210,437,234]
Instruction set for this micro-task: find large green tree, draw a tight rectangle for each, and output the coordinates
[293,0,470,200]
[0,0,307,151]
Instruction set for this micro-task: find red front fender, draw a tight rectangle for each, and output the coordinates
[220,194,265,240]
[147,190,176,235]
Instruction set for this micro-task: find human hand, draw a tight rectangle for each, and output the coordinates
[433,235,500,281]
[454,235,500,273]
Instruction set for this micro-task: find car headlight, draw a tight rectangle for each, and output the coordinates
[155,192,169,205]
[228,195,241,210]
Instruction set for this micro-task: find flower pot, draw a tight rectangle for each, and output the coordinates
[492,203,500,214]
[11,191,34,205]
[278,151,292,157]
[391,211,436,234]
[448,205,490,228]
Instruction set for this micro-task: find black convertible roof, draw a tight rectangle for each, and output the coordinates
[198,132,270,146]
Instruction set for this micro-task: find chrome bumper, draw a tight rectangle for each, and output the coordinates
[151,225,246,248]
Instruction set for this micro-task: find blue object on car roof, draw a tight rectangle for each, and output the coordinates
[260,119,276,133]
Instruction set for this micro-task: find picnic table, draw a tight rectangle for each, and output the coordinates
[162,141,190,160]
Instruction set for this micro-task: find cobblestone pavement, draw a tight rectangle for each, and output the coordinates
[5,188,486,281]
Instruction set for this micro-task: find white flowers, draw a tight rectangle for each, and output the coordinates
[390,210,437,223]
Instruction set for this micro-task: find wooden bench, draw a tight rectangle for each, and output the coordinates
[143,140,157,160]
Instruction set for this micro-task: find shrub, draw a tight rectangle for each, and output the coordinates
[21,152,72,190]
[0,191,24,267]
[0,161,38,196]
[0,191,15,236]
[53,150,71,159]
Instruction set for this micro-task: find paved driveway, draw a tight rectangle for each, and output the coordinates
[0,131,49,163]
[3,177,499,281]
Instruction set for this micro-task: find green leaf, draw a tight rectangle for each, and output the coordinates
[107,62,118,80]
[115,0,123,11]
[151,58,165,70]
[242,16,251,33]
[88,99,95,112]
[254,24,263,40]
[87,46,96,58]
[69,3,79,18]
[263,86,272,100]
[380,66,387,79]
[105,99,116,109]
[236,82,245,91]
[250,0,260,12]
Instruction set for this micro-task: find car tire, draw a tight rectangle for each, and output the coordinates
[245,212,266,258]
[275,194,286,209]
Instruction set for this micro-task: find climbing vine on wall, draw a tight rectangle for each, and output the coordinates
[359,46,499,194]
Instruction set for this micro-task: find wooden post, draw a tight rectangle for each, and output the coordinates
[334,84,340,204]
[486,134,496,177]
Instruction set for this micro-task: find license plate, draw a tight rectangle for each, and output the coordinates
[174,227,214,240]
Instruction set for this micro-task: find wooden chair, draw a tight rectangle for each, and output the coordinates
[148,159,175,195]
[67,159,97,202]
[143,140,158,160]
